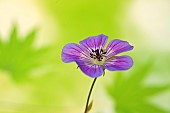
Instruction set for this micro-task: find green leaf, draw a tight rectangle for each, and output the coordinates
[9,24,18,45]
[0,25,51,82]
[107,58,170,113]
[134,102,167,113]
[140,85,170,98]
[22,29,37,47]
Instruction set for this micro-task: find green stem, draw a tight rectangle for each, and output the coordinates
[84,77,97,113]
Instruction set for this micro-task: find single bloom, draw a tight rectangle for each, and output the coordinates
[61,34,134,78]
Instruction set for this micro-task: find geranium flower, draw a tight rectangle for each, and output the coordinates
[62,34,133,78]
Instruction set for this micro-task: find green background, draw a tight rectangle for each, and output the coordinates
[0,0,170,113]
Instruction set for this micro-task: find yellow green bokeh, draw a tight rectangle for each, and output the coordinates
[0,0,170,113]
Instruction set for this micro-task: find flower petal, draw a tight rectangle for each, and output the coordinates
[76,60,103,78]
[62,43,89,63]
[80,34,108,52]
[103,56,133,71]
[106,39,133,57]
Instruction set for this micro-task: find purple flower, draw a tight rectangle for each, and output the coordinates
[62,34,134,78]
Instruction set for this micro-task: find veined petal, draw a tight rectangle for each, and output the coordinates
[61,43,89,63]
[76,60,103,78]
[106,39,133,57]
[103,56,133,71]
[80,34,108,52]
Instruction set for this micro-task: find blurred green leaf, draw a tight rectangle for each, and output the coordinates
[0,25,51,82]
[107,59,170,113]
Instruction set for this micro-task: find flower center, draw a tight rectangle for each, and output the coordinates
[90,49,107,62]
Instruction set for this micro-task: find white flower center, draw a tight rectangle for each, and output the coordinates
[92,59,104,65]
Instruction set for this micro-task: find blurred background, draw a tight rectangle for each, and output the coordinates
[0,0,170,113]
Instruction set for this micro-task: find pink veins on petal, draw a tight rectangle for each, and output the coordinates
[61,34,134,78]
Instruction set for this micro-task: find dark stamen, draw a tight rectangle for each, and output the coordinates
[95,49,100,56]
[91,49,95,53]
[89,48,107,61]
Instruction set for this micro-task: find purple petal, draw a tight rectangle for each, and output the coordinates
[76,60,103,78]
[106,39,133,57]
[62,43,89,63]
[80,34,108,52]
[103,56,133,71]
